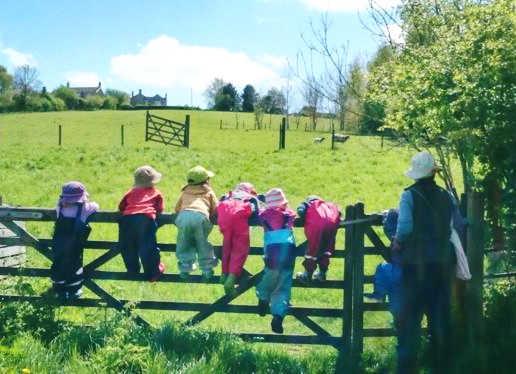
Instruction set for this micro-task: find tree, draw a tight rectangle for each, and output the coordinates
[204,78,226,109]
[214,83,239,111]
[359,45,392,134]
[302,78,321,130]
[13,65,41,111]
[241,84,258,112]
[295,14,351,131]
[105,89,129,109]
[367,0,516,259]
[0,65,14,112]
[260,87,286,114]
[0,65,13,94]
[53,85,79,110]
[340,58,367,133]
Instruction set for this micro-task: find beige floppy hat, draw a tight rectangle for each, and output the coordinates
[134,165,162,188]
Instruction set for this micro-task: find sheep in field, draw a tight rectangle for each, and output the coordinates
[333,134,350,143]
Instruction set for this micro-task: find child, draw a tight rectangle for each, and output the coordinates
[217,182,260,296]
[174,165,218,281]
[295,195,341,284]
[51,181,99,300]
[118,165,165,282]
[255,188,296,334]
[364,208,402,320]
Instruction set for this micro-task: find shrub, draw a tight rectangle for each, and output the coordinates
[0,278,61,344]
[482,279,516,374]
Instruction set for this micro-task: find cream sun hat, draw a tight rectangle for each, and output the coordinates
[404,151,437,180]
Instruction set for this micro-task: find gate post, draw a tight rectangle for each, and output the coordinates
[466,191,484,341]
[279,117,286,150]
[145,110,150,141]
[351,203,365,371]
[336,204,355,373]
[184,115,190,148]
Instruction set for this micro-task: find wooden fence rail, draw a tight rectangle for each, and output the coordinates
[0,204,400,373]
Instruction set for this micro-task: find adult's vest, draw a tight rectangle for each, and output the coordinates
[403,179,454,264]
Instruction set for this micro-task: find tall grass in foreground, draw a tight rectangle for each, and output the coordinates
[0,293,338,374]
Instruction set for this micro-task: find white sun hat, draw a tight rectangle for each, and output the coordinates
[404,151,437,180]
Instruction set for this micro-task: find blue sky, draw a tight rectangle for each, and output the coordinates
[0,0,400,109]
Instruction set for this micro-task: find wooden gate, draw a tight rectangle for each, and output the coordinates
[145,111,190,147]
[0,204,396,373]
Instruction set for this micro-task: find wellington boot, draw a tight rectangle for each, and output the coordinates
[224,273,237,296]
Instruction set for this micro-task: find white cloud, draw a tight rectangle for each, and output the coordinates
[258,53,288,70]
[2,48,38,67]
[110,35,282,95]
[300,0,400,12]
[64,71,102,86]
[380,22,404,44]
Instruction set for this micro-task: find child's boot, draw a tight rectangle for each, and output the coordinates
[313,271,327,281]
[219,273,228,284]
[296,271,313,285]
[202,269,214,282]
[271,315,284,334]
[257,299,269,316]
[224,273,237,296]
[180,272,191,281]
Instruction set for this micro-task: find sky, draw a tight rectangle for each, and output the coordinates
[0,0,401,109]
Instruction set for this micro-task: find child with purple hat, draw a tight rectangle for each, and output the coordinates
[51,181,99,300]
[118,165,166,282]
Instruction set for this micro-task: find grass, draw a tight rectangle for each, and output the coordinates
[0,109,463,371]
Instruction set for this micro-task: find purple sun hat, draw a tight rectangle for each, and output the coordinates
[59,181,89,205]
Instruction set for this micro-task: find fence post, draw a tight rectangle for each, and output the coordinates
[336,204,355,373]
[121,125,124,146]
[351,202,365,370]
[145,111,149,141]
[58,125,62,146]
[184,115,190,148]
[279,117,286,150]
[331,127,335,150]
[466,191,484,341]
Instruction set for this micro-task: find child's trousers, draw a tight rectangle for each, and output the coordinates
[221,223,250,277]
[256,242,295,318]
[303,224,338,273]
[175,210,218,273]
[51,215,91,296]
[118,214,161,280]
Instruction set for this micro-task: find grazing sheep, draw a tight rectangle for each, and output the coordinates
[333,134,350,143]
[313,137,325,143]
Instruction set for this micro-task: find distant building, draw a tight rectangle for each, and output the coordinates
[130,89,167,106]
[66,82,103,97]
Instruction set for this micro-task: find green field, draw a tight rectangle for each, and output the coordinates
[0,109,463,369]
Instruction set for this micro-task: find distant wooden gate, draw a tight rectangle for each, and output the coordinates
[0,204,404,373]
[145,111,190,147]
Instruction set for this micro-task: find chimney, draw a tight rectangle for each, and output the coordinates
[139,89,142,95]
